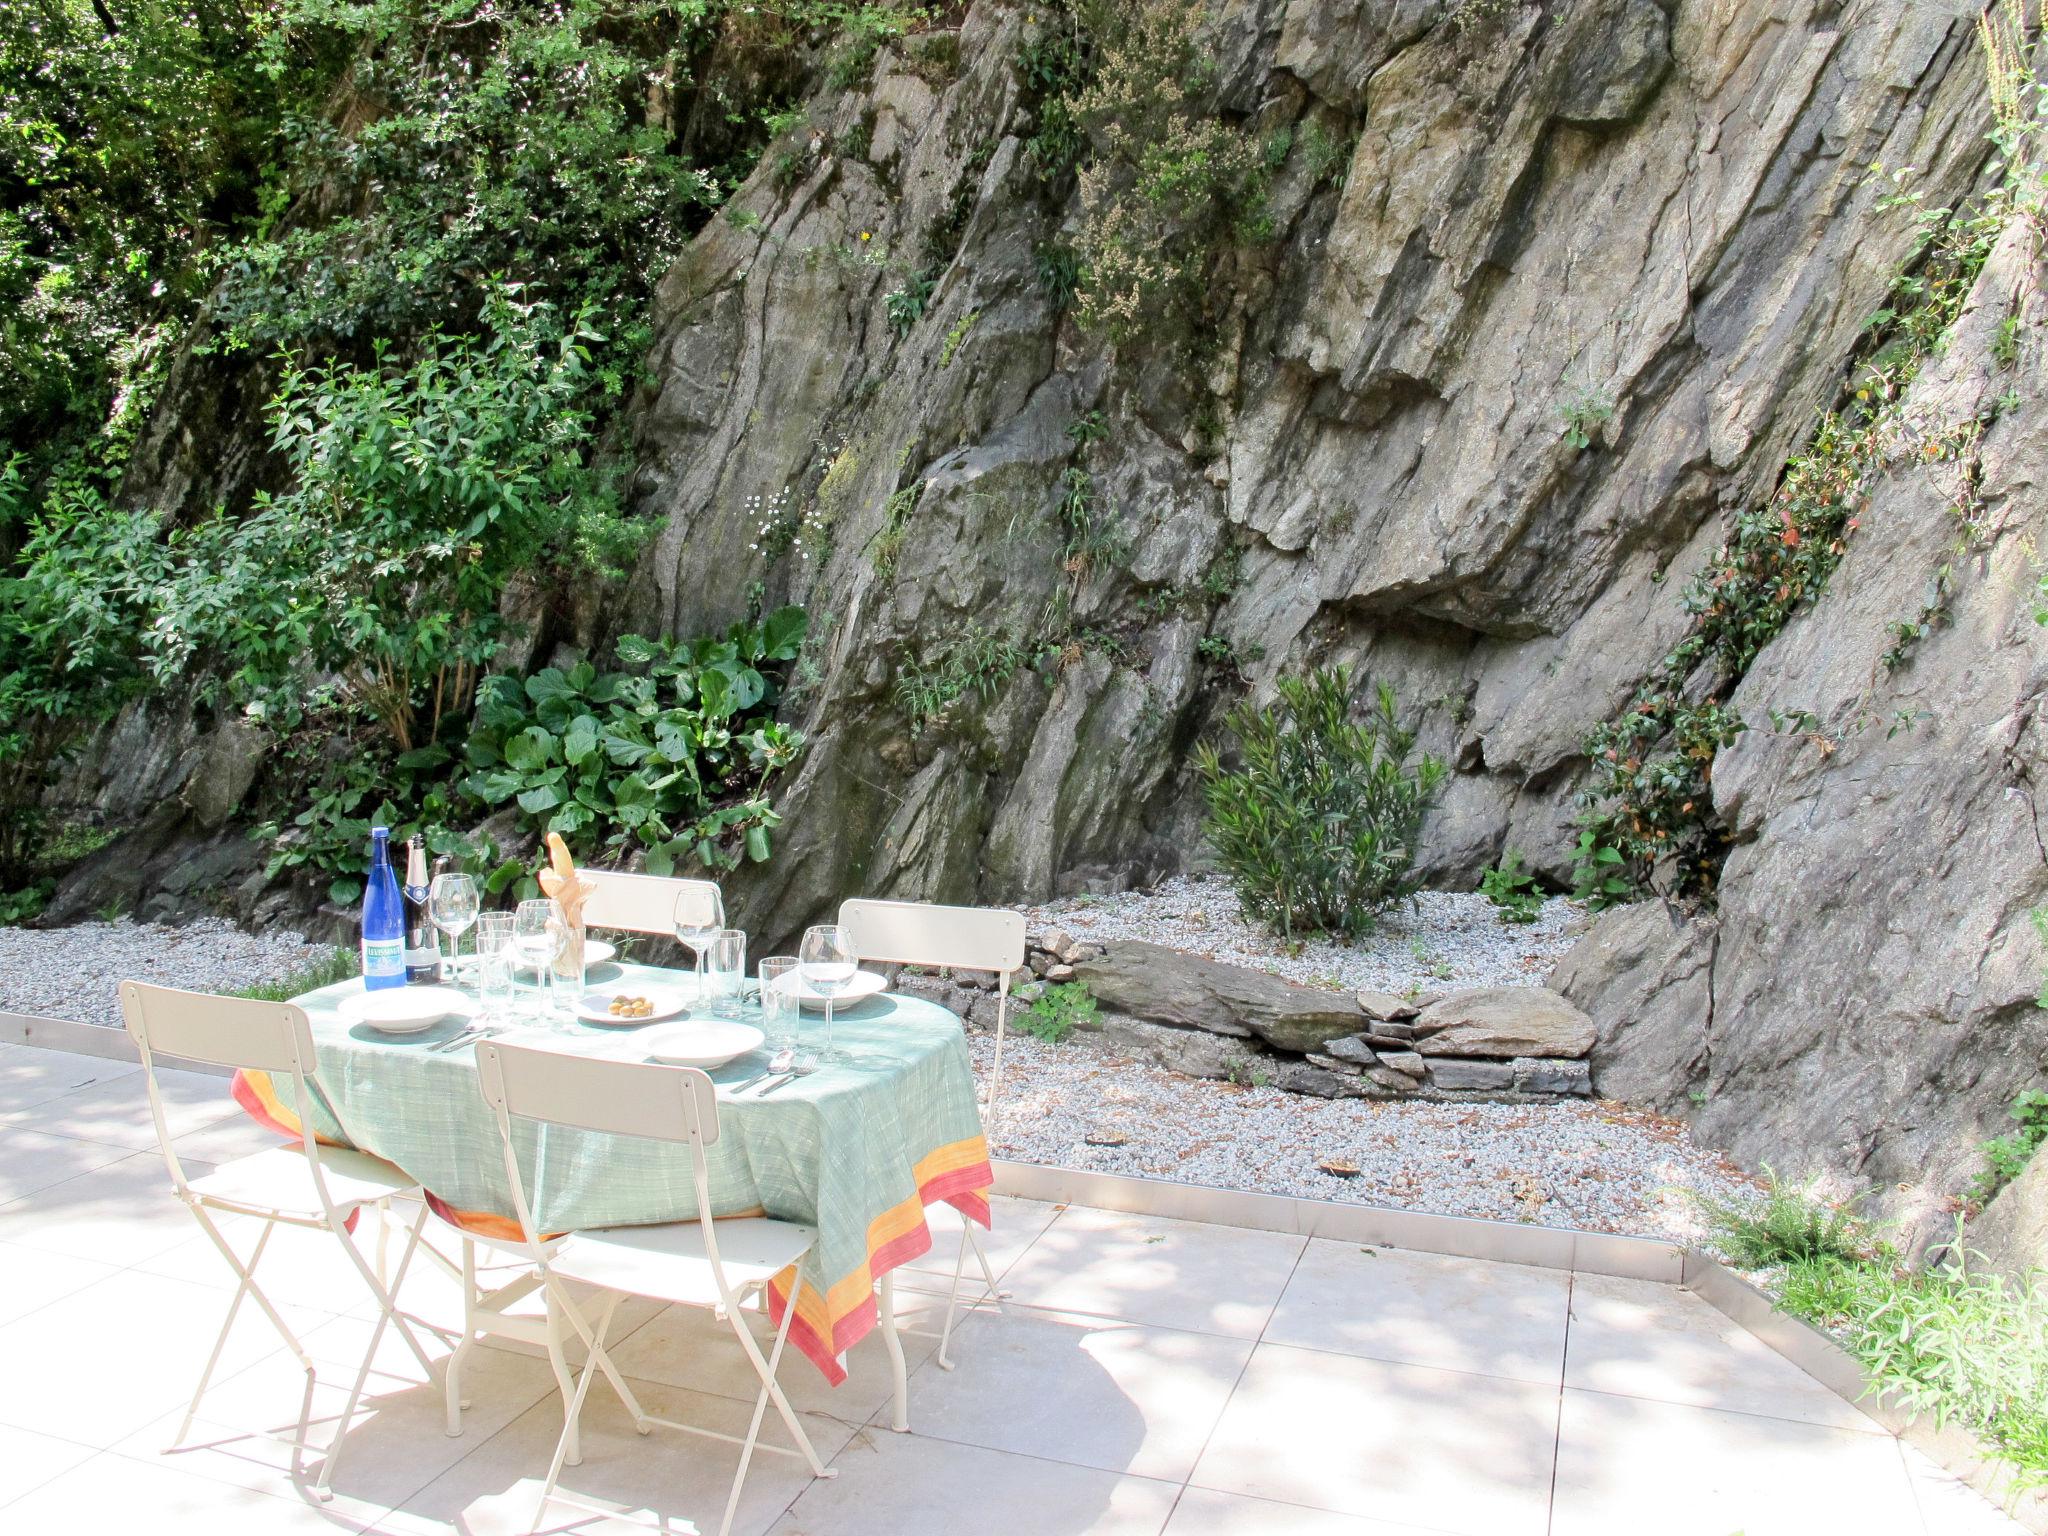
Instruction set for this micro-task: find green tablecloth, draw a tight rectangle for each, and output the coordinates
[231,963,994,1382]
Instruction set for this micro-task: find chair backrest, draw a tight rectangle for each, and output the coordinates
[120,980,314,1076]
[836,898,1025,976]
[475,1039,720,1147]
[119,980,348,1213]
[579,869,722,938]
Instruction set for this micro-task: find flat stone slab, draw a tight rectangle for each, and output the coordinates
[1412,987,1597,1060]
[1074,940,1367,1054]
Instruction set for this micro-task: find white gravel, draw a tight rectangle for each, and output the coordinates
[1018,874,1585,994]
[974,1030,1758,1244]
[0,917,342,1026]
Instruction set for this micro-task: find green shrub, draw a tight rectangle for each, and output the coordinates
[1690,1168,1878,1268]
[1479,850,1544,925]
[148,290,637,753]
[463,608,808,874]
[1020,981,1099,1044]
[1195,667,1447,940]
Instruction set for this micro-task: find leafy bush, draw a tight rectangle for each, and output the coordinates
[1569,829,1633,909]
[1196,668,1447,940]
[1479,851,1544,925]
[1020,981,1099,1044]
[463,608,808,874]
[149,291,636,750]
[1973,1089,2048,1204]
[1690,1168,1877,1269]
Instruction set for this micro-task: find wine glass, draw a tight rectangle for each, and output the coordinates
[430,871,479,982]
[797,923,857,1073]
[514,898,567,1018]
[671,886,725,1000]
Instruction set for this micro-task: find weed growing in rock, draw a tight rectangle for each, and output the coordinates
[1557,387,1614,451]
[1971,1089,2048,1204]
[1196,667,1447,941]
[1020,981,1099,1044]
[894,622,1052,736]
[1479,850,1544,925]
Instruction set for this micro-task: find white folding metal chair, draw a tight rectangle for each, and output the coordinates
[474,1038,835,1536]
[119,980,435,1499]
[836,897,1026,1370]
[579,868,723,938]
[436,863,728,1426]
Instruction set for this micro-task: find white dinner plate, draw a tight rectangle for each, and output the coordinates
[791,970,887,1011]
[581,939,618,966]
[640,1021,765,1070]
[575,985,688,1026]
[339,986,476,1034]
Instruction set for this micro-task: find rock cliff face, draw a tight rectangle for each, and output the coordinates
[620,0,1993,945]
[75,0,2048,1219]
[1565,219,2048,1244]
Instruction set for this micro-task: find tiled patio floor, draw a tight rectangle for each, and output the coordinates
[0,1037,2029,1536]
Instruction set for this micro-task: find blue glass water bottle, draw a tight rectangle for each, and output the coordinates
[361,827,406,990]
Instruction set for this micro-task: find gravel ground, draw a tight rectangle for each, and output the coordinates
[1018,874,1585,993]
[974,1030,1758,1244]
[0,917,341,1026]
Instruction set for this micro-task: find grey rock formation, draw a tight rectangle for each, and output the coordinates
[1411,987,1597,1059]
[1552,900,1714,1111]
[1967,1153,2048,1282]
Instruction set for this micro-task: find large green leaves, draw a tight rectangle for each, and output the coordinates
[458,606,808,871]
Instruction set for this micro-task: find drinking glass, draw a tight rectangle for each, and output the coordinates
[430,872,479,981]
[797,923,857,1072]
[758,955,799,1059]
[671,886,725,1000]
[703,928,746,1020]
[474,912,516,1022]
[514,898,568,1018]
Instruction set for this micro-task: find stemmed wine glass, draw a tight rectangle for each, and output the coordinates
[797,924,857,1074]
[514,898,568,1018]
[672,886,725,1001]
[430,871,479,982]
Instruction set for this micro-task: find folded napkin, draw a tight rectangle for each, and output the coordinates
[537,832,598,978]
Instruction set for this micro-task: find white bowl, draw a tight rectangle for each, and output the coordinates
[640,1021,765,1070]
[791,970,887,1010]
[340,986,474,1034]
[575,985,687,1026]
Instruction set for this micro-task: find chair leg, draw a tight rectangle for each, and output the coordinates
[546,1285,651,1435]
[720,1285,833,1536]
[444,1238,477,1438]
[531,1299,609,1533]
[540,1285,585,1468]
[177,1216,313,1446]
[316,1198,430,1498]
[876,1270,909,1433]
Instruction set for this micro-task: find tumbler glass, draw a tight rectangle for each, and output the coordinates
[758,955,799,1058]
[703,928,746,1020]
[474,913,516,1023]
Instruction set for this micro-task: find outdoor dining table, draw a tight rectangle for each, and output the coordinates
[227,960,996,1384]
